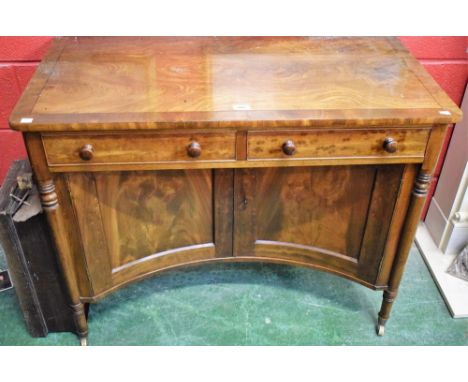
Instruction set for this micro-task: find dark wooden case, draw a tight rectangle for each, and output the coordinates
[0,160,74,337]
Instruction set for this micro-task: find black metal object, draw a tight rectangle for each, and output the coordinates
[0,160,75,337]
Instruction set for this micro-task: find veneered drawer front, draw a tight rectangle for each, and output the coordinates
[42,132,236,165]
[247,129,430,160]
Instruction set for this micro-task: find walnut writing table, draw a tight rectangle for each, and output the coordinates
[10,37,462,345]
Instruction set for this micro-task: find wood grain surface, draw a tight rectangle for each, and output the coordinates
[42,131,236,165]
[10,37,461,132]
[233,165,403,284]
[247,128,429,160]
[65,169,233,295]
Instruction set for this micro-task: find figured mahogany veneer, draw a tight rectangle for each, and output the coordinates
[247,129,430,161]
[10,37,462,344]
[42,132,236,166]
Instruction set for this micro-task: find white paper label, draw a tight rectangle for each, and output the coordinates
[233,103,251,111]
[20,117,34,123]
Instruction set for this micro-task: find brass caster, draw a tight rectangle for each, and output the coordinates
[376,324,385,336]
[79,336,88,346]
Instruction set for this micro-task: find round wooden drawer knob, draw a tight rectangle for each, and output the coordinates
[383,137,398,153]
[187,141,202,158]
[79,144,94,160]
[282,140,296,156]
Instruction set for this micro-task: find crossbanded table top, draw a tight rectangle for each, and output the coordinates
[10,37,462,132]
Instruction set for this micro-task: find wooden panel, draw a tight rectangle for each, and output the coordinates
[357,165,404,281]
[233,165,403,284]
[235,131,247,160]
[66,173,113,293]
[10,37,461,132]
[234,166,375,261]
[66,169,233,296]
[42,132,236,166]
[247,129,429,160]
[375,164,417,286]
[93,170,214,270]
[53,174,93,298]
[214,169,234,258]
[255,166,375,259]
[233,169,257,256]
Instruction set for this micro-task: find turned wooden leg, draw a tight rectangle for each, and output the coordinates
[377,170,432,336]
[39,180,88,344]
[377,290,397,336]
[375,124,449,336]
[25,133,89,345]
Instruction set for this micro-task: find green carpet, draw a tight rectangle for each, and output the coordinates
[1,244,467,345]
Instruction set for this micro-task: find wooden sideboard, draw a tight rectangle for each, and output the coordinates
[10,37,462,345]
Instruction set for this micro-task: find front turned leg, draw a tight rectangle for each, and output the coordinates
[375,169,433,336]
[377,290,397,336]
[39,179,89,345]
[71,302,89,346]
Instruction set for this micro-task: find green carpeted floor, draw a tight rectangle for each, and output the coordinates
[1,243,467,345]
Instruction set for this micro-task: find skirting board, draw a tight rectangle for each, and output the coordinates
[415,222,468,318]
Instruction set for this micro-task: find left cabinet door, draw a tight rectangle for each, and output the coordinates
[64,169,234,297]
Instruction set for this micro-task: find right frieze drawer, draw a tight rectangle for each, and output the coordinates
[246,128,430,160]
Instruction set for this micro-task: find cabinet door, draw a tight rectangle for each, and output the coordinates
[233,165,404,285]
[65,169,233,296]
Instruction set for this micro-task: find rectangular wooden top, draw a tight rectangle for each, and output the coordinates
[10,37,462,132]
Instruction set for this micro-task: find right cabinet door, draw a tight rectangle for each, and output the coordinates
[233,165,408,286]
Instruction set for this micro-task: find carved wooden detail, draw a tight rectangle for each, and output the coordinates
[38,180,58,210]
[413,171,432,197]
[70,302,87,326]
[382,290,397,303]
